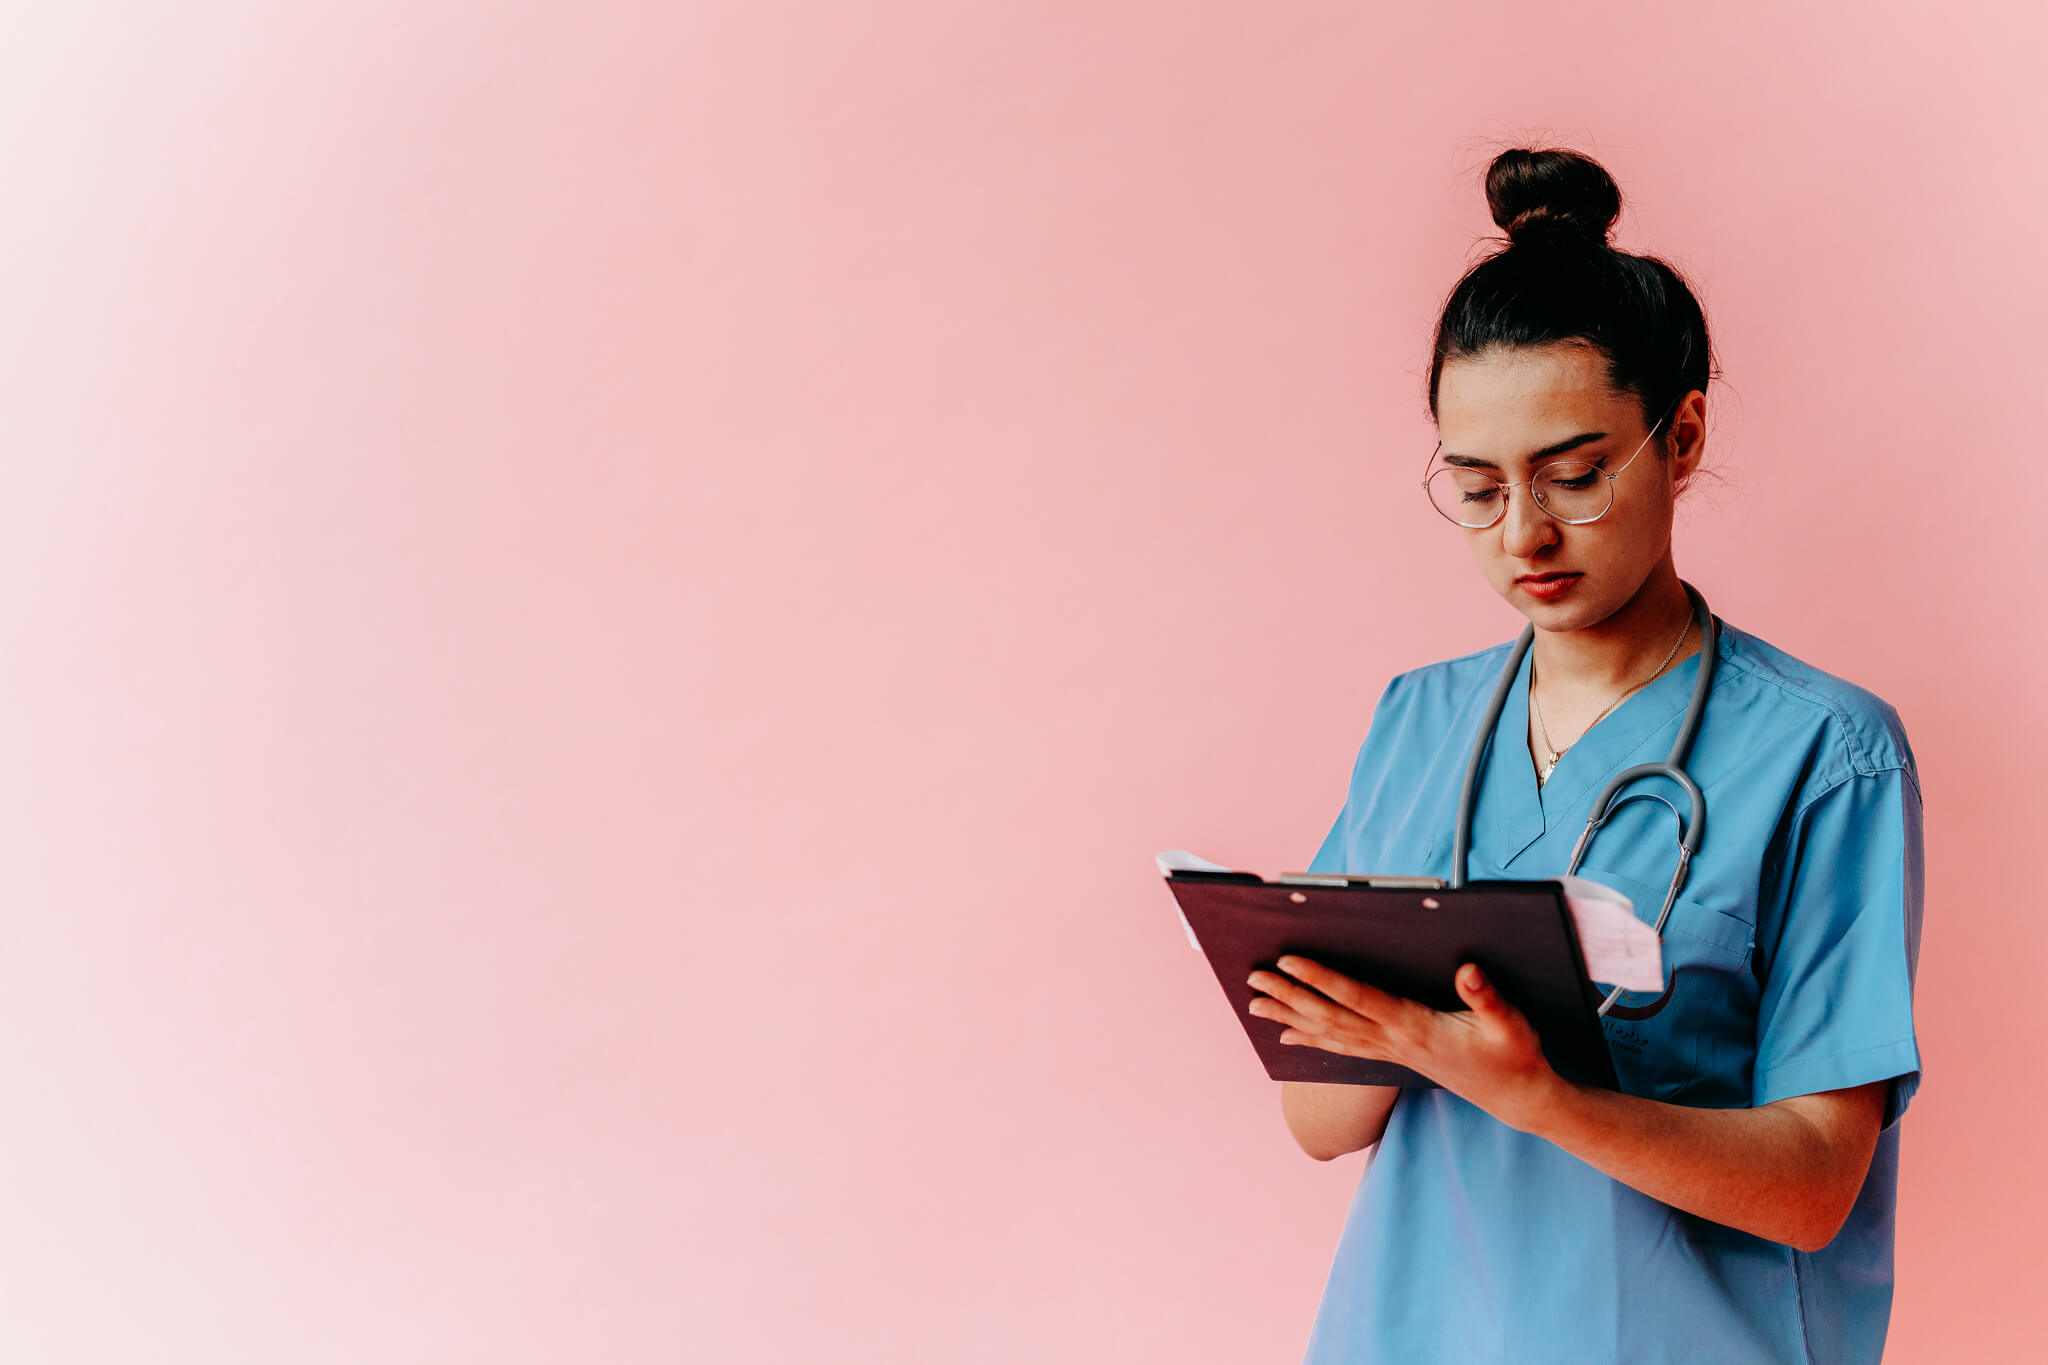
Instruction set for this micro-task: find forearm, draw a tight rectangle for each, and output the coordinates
[1279,1081,1400,1160]
[1524,1078,1849,1251]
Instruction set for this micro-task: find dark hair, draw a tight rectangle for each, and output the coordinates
[1428,147,1714,450]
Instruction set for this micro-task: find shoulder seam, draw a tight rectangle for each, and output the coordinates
[1790,764,1920,825]
[1711,645,1897,779]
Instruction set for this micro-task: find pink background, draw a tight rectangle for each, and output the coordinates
[1,3,2038,1361]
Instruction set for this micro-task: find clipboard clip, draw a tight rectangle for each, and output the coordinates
[1272,872,1448,889]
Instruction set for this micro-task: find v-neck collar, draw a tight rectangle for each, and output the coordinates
[1482,635,1708,870]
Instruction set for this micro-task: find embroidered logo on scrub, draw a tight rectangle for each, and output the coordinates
[1603,1021,1652,1055]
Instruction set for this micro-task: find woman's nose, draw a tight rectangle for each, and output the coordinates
[1499,485,1560,558]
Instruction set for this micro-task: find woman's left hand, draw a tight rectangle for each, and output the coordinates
[1247,956,1565,1133]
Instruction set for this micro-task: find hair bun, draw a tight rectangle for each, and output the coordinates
[1485,147,1621,249]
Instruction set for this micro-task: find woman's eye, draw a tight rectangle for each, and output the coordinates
[1549,475,1597,491]
[1459,487,1500,504]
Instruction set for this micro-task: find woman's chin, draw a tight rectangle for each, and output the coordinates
[1511,593,1600,632]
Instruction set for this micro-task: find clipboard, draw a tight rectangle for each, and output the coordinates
[1163,865,1619,1091]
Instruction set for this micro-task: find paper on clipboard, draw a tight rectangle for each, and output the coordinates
[1155,850,1663,990]
[1555,873,1663,991]
[1154,849,1232,948]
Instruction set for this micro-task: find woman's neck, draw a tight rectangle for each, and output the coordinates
[1529,564,1700,695]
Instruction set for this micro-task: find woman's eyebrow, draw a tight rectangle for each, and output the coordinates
[1441,431,1608,468]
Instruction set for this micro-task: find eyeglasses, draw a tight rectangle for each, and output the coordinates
[1421,397,1682,529]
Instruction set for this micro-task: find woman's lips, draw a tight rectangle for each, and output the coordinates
[1517,573,1582,600]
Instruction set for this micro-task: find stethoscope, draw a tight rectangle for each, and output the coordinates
[1449,580,1719,1018]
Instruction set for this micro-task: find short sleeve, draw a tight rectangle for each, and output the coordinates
[1304,673,1409,876]
[1310,753,1359,879]
[1752,765,1925,1129]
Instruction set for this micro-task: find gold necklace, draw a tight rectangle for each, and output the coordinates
[1531,611,1693,786]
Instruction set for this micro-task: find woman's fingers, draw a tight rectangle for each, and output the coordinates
[1247,961,1402,1058]
[1247,990,1369,1054]
[1245,994,1317,1034]
[1269,956,1413,1029]
[1247,969,1352,1031]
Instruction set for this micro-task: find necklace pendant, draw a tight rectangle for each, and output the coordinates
[1539,753,1559,783]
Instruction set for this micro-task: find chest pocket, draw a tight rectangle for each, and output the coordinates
[1570,864,1758,1104]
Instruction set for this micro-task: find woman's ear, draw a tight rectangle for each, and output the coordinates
[1666,389,1707,495]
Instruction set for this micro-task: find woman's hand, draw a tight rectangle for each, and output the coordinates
[1247,956,1564,1133]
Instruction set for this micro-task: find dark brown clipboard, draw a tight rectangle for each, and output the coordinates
[1164,868,1619,1090]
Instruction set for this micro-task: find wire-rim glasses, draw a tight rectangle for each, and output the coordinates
[1421,396,1682,529]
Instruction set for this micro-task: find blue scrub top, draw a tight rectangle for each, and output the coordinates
[1299,616,1924,1365]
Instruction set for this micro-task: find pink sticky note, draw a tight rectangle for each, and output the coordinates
[1557,874,1664,991]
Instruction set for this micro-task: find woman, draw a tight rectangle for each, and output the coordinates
[1247,148,1924,1364]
